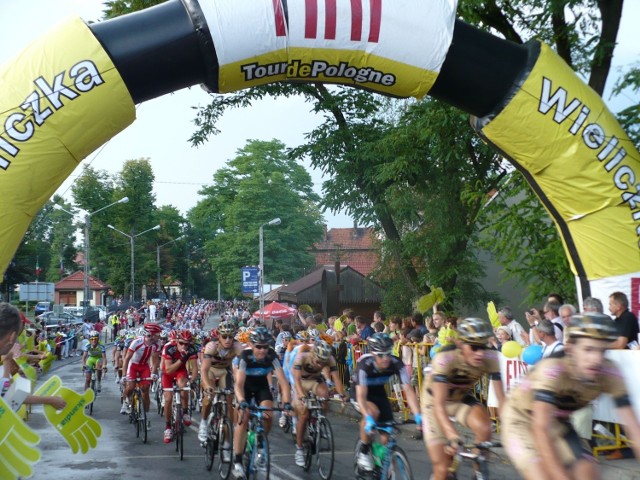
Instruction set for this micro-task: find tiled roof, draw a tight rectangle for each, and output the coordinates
[55,271,110,290]
[310,227,378,276]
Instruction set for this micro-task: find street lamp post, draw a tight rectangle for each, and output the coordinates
[108,224,161,303]
[259,218,281,322]
[55,197,129,318]
[157,235,185,299]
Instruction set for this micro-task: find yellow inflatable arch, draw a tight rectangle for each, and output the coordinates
[0,0,638,306]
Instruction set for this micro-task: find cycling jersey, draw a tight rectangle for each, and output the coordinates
[203,340,243,369]
[127,337,160,365]
[161,341,198,389]
[83,342,106,358]
[235,348,281,403]
[293,350,337,381]
[422,347,501,403]
[420,346,501,444]
[502,354,630,473]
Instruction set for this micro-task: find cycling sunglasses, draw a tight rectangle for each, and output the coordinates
[372,351,393,358]
[254,344,269,350]
[469,344,489,352]
[219,334,233,340]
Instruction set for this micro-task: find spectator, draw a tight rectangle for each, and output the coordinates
[542,300,565,339]
[537,319,564,357]
[372,310,386,332]
[373,322,385,333]
[388,316,402,340]
[489,326,511,351]
[343,309,357,336]
[583,297,604,313]
[547,292,564,305]
[352,316,374,341]
[314,313,328,333]
[498,306,527,346]
[326,316,337,336]
[410,312,428,337]
[608,292,639,349]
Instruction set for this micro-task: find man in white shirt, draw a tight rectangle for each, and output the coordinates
[149,302,157,321]
[536,319,564,357]
[498,306,527,346]
[542,301,564,340]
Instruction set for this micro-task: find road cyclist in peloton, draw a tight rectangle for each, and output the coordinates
[353,332,421,473]
[292,338,347,467]
[81,329,107,392]
[120,323,162,422]
[231,326,292,479]
[198,320,244,443]
[161,329,199,444]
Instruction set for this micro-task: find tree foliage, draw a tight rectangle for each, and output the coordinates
[189,139,324,297]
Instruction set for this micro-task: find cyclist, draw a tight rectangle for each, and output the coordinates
[421,317,504,480]
[112,330,127,384]
[232,326,292,479]
[292,339,346,467]
[198,321,243,443]
[161,329,199,444]
[502,313,640,480]
[353,332,421,472]
[81,330,107,392]
[120,322,162,417]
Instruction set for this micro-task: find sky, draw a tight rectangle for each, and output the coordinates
[0,0,638,229]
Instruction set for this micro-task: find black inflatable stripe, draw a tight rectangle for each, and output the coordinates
[90,0,216,103]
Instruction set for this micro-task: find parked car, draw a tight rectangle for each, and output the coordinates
[34,301,52,316]
[35,311,80,330]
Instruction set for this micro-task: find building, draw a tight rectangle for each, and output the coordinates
[310,224,378,276]
[54,271,110,306]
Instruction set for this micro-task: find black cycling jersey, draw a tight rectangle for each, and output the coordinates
[353,353,409,397]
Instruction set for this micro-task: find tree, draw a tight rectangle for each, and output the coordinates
[45,196,78,281]
[189,139,324,297]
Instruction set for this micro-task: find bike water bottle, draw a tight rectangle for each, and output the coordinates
[247,431,255,452]
[372,442,387,467]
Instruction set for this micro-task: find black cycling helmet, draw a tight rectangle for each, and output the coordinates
[568,313,617,342]
[457,317,493,345]
[249,326,272,345]
[367,333,394,354]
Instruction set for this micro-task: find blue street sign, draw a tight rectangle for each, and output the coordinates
[241,267,259,294]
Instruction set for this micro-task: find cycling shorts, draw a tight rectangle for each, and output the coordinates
[421,393,479,446]
[86,356,102,371]
[244,383,273,405]
[207,366,233,390]
[501,403,593,475]
[162,368,189,390]
[127,363,152,387]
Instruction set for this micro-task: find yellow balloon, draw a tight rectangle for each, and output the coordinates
[501,340,522,358]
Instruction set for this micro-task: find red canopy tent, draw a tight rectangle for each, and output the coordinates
[252,302,296,327]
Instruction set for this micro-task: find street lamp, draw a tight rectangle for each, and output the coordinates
[107,224,161,303]
[157,235,185,299]
[54,196,129,318]
[259,217,281,322]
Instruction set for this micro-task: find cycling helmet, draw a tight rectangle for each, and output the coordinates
[144,323,162,336]
[217,321,236,336]
[367,333,394,354]
[280,331,292,341]
[567,313,617,342]
[168,330,179,341]
[178,330,193,343]
[296,330,310,341]
[159,330,169,340]
[249,326,272,345]
[457,317,493,345]
[89,330,99,339]
[307,328,319,340]
[314,339,333,361]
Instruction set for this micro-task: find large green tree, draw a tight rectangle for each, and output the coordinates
[189,139,324,297]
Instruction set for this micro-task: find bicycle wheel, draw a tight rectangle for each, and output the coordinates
[386,446,413,480]
[89,375,96,416]
[316,417,334,480]
[175,403,184,460]
[133,393,140,437]
[139,396,148,444]
[204,416,217,471]
[249,432,270,480]
[218,416,233,480]
[303,439,313,472]
[155,381,163,415]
